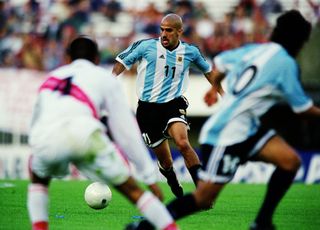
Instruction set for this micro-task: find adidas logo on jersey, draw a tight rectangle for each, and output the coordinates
[159,54,165,59]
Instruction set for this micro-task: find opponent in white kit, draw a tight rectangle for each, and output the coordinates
[27,36,179,230]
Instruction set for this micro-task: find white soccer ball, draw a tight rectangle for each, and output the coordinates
[84,182,112,210]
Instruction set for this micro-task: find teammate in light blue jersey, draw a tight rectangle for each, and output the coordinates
[128,10,320,230]
[200,42,313,147]
[113,14,218,198]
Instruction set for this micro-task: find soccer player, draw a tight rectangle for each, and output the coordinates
[126,10,320,230]
[112,13,219,197]
[27,36,179,230]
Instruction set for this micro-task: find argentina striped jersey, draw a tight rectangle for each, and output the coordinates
[116,38,211,103]
[199,42,313,146]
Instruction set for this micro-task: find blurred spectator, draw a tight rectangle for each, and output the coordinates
[260,0,283,17]
[59,0,90,34]
[137,3,162,37]
[17,33,44,70]
[239,0,257,17]
[307,0,320,25]
[176,0,194,39]
[0,0,7,37]
[104,0,122,22]
[42,39,65,71]
[164,0,177,15]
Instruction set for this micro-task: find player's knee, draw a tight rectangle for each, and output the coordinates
[196,197,214,210]
[281,153,301,172]
[175,139,191,153]
[194,191,215,210]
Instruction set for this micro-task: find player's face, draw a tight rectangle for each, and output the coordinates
[160,21,182,50]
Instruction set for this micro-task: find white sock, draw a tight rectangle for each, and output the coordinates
[137,191,174,229]
[27,184,49,225]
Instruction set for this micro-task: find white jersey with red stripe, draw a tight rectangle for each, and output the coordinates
[29,59,157,185]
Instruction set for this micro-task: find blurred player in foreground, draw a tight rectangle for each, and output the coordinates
[112,13,219,198]
[126,9,320,230]
[27,36,179,230]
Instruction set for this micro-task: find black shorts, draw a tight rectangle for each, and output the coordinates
[199,126,276,183]
[136,96,189,148]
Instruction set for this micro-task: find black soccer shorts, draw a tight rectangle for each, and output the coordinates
[199,126,276,183]
[136,96,189,148]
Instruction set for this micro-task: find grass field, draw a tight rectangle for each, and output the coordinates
[0,180,319,230]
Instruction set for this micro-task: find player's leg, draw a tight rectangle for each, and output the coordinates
[115,177,179,230]
[167,180,225,219]
[27,156,51,230]
[127,180,225,230]
[76,131,178,230]
[136,100,183,198]
[250,135,301,229]
[167,121,202,186]
[153,140,183,197]
[128,142,230,230]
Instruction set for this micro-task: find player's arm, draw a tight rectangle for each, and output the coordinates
[104,79,163,200]
[112,40,145,76]
[192,46,225,106]
[297,105,320,117]
[112,61,126,77]
[203,68,225,106]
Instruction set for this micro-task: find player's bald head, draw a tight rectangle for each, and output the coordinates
[161,14,183,30]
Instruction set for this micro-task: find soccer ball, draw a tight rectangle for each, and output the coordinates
[84,182,112,210]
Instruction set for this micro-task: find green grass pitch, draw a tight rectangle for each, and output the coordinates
[0,180,319,230]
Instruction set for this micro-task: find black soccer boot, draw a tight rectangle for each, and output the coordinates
[158,162,183,198]
[249,222,276,230]
[124,221,155,230]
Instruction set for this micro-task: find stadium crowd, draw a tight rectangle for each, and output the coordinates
[0,0,283,71]
[0,0,318,72]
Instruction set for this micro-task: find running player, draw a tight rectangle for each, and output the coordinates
[112,13,219,197]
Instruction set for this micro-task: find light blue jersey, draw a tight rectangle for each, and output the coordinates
[200,42,313,146]
[116,38,211,103]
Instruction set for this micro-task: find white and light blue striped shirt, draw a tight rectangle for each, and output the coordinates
[116,38,211,103]
[199,42,313,146]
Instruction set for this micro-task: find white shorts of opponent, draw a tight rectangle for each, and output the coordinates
[29,116,130,185]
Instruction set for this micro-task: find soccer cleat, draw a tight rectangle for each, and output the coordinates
[124,222,139,230]
[164,222,180,230]
[249,222,276,230]
[158,163,183,197]
[124,221,155,230]
[124,221,180,230]
[167,176,183,198]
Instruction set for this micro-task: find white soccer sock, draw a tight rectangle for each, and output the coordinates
[137,191,174,230]
[27,183,49,228]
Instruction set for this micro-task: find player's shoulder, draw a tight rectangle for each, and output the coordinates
[268,43,297,66]
[132,37,157,47]
[48,63,71,77]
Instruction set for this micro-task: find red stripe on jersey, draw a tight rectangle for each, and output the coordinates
[39,77,98,119]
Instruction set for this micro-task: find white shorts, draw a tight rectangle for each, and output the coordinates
[29,117,130,185]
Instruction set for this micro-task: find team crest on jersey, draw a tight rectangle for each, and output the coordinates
[176,56,183,63]
[179,109,186,115]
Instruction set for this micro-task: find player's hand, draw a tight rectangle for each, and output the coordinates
[204,87,219,106]
[148,183,164,201]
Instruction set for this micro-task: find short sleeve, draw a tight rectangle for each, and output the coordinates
[279,59,313,113]
[116,40,145,70]
[192,46,212,73]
